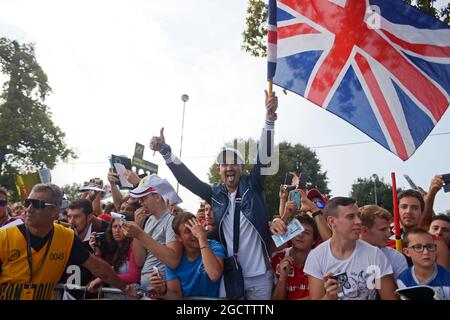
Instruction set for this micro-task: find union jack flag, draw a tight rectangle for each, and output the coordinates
[267,0,450,160]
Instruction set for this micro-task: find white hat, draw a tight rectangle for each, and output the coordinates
[129,174,182,205]
[216,148,244,165]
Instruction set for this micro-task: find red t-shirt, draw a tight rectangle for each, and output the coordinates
[271,248,309,300]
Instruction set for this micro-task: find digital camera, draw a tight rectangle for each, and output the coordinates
[94,232,105,246]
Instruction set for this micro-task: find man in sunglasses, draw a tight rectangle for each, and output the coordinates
[397,228,450,300]
[0,183,138,300]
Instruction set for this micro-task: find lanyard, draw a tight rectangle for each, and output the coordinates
[25,227,54,283]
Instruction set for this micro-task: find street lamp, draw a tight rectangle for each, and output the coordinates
[372,174,378,205]
[177,94,189,193]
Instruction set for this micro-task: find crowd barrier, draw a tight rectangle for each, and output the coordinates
[53,283,223,300]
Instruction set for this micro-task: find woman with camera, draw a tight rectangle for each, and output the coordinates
[88,216,142,293]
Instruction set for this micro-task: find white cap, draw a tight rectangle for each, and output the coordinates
[129,174,182,205]
[215,148,244,165]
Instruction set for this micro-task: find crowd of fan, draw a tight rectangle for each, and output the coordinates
[1,92,449,300]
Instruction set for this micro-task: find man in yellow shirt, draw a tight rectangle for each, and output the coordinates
[0,183,137,300]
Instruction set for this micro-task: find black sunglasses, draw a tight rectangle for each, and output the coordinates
[0,199,7,207]
[24,199,56,209]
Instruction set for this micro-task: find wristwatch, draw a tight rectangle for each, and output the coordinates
[312,210,323,218]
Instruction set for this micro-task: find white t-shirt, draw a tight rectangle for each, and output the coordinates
[222,191,266,277]
[381,246,408,280]
[304,239,393,300]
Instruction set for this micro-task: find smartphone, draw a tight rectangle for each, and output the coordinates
[403,174,418,190]
[441,173,450,193]
[197,203,207,226]
[290,189,301,208]
[111,212,126,220]
[284,172,293,186]
[152,266,161,278]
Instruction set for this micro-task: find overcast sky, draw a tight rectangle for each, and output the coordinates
[1,0,449,213]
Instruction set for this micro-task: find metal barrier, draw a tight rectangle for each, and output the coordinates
[54,284,224,300]
[54,283,131,300]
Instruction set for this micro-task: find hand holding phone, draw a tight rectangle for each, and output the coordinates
[152,266,161,278]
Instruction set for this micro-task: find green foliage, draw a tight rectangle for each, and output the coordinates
[440,3,450,24]
[241,0,268,58]
[61,183,83,202]
[208,139,329,221]
[0,38,76,195]
[415,0,438,17]
[350,175,403,214]
[242,0,448,58]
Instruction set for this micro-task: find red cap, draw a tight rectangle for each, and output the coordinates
[98,213,112,222]
[307,188,328,203]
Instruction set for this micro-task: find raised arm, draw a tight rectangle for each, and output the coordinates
[186,218,224,282]
[250,91,278,190]
[107,169,124,210]
[150,128,213,202]
[419,175,443,229]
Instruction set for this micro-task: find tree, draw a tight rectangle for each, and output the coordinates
[208,139,329,221]
[242,0,449,58]
[242,0,268,58]
[61,183,82,202]
[0,38,76,194]
[350,175,403,214]
[440,3,450,24]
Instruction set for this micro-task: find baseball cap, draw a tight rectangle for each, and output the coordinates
[129,174,182,205]
[307,188,328,204]
[216,148,244,165]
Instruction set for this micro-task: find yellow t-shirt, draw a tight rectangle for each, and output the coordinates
[0,223,74,300]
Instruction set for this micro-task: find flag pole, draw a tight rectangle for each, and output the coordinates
[268,79,273,96]
[391,172,402,252]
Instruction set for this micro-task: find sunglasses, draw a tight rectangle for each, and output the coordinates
[0,199,7,207]
[24,199,56,209]
[314,200,326,209]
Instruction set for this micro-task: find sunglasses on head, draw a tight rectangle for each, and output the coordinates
[24,199,56,209]
[0,199,7,207]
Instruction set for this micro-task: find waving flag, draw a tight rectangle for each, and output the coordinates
[267,0,450,160]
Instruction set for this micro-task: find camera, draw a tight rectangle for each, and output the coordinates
[442,173,450,193]
[331,272,348,286]
[94,232,105,246]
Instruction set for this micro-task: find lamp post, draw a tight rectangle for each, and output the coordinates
[177,94,189,193]
[372,174,378,205]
